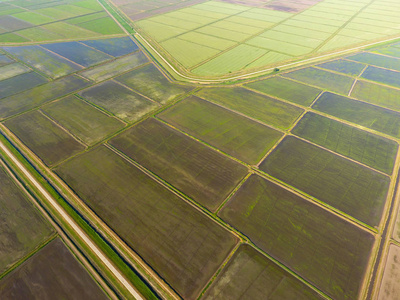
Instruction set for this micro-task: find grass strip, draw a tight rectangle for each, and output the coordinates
[0,131,158,300]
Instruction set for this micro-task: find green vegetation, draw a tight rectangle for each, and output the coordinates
[197,87,304,130]
[0,238,108,299]
[259,136,390,226]
[316,59,366,76]
[158,96,283,164]
[109,118,248,211]
[12,11,56,25]
[79,52,148,82]
[246,76,322,106]
[42,96,125,145]
[77,17,124,35]
[313,92,400,138]
[360,66,400,89]
[0,164,54,275]
[203,244,324,300]
[292,112,398,174]
[3,45,82,79]
[55,145,238,299]
[5,111,85,166]
[0,72,47,100]
[0,132,158,300]
[80,80,158,122]
[0,63,30,81]
[115,64,193,103]
[0,75,90,119]
[351,80,400,111]
[220,174,375,300]
[347,52,400,72]
[41,42,113,68]
[283,67,355,95]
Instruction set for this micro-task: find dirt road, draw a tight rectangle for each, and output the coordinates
[0,140,143,300]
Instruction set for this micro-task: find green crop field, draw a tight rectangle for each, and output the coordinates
[115,64,194,103]
[260,136,390,226]
[220,174,375,300]
[0,72,47,99]
[0,238,108,299]
[203,244,324,300]
[245,76,322,106]
[109,118,248,211]
[158,96,283,164]
[283,67,355,95]
[292,112,398,175]
[55,145,238,299]
[196,87,303,130]
[351,79,400,112]
[5,110,85,166]
[3,45,82,79]
[317,58,366,76]
[42,95,125,145]
[0,62,30,81]
[0,0,123,44]
[313,92,400,138]
[129,0,400,78]
[1,10,400,299]
[79,80,158,122]
[79,52,149,82]
[0,165,54,275]
[0,75,90,119]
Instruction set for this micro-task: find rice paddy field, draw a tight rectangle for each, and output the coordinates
[0,153,111,299]
[117,0,400,78]
[0,0,124,44]
[2,2,400,299]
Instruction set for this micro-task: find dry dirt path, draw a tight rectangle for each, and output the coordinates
[0,140,143,300]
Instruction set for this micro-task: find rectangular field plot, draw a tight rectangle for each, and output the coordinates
[196,87,303,130]
[372,45,400,59]
[351,80,400,112]
[109,118,248,211]
[42,96,125,145]
[292,112,398,174]
[0,75,90,119]
[246,77,322,106]
[2,45,82,79]
[79,80,158,122]
[313,92,400,138]
[79,51,148,82]
[203,244,323,300]
[115,64,193,103]
[5,111,85,166]
[0,165,54,275]
[41,42,113,68]
[283,67,355,95]
[317,59,366,76]
[55,146,238,299]
[347,52,400,72]
[359,66,400,89]
[0,71,47,100]
[219,175,375,300]
[0,238,108,300]
[0,63,30,81]
[158,96,283,164]
[0,54,13,66]
[160,38,220,69]
[80,36,139,57]
[377,244,400,300]
[76,17,123,35]
[192,44,267,76]
[259,136,390,226]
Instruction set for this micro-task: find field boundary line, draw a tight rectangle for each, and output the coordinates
[133,29,400,83]
[0,137,144,300]
[0,158,118,299]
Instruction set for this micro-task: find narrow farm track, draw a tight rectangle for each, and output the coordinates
[0,140,144,300]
